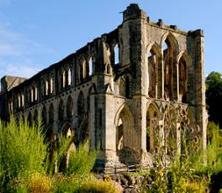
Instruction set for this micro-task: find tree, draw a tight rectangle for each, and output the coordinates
[206,71,222,128]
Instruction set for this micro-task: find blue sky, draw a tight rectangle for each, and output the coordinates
[0,0,221,79]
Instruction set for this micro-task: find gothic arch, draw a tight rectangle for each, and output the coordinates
[147,43,162,98]
[113,43,120,65]
[161,33,179,100]
[146,103,160,153]
[61,122,74,138]
[114,104,136,164]
[66,96,73,118]
[161,32,179,54]
[77,91,88,143]
[79,56,87,81]
[59,122,76,171]
[88,57,93,76]
[178,54,188,103]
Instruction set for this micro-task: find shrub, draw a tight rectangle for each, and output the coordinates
[64,141,96,176]
[53,174,83,193]
[26,172,52,193]
[0,118,47,192]
[77,178,122,193]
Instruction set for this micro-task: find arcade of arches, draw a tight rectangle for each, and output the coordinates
[0,4,207,169]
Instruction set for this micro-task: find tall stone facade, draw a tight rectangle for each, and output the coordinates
[0,4,207,169]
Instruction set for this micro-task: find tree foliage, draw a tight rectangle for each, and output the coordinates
[206,71,222,128]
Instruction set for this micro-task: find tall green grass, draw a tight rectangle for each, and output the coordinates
[0,118,100,192]
[0,118,47,192]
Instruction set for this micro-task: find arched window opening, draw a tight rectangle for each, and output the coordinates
[45,80,49,96]
[148,49,157,98]
[116,106,136,165]
[66,96,73,118]
[58,100,64,122]
[62,71,66,88]
[49,78,53,94]
[148,44,162,99]
[89,57,93,76]
[163,35,178,101]
[21,94,24,107]
[81,59,87,80]
[68,68,72,86]
[146,104,159,153]
[114,44,119,65]
[179,56,187,103]
[34,86,38,101]
[31,88,34,102]
[163,40,170,100]
[59,123,76,171]
[18,94,21,108]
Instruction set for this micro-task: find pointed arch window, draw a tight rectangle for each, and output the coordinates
[89,57,93,76]
[114,44,119,65]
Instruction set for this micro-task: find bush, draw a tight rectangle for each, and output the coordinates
[77,178,121,193]
[64,141,96,176]
[0,118,47,192]
[53,175,84,193]
[26,172,52,193]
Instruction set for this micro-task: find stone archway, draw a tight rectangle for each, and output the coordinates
[115,104,137,165]
[59,122,76,171]
[66,96,73,118]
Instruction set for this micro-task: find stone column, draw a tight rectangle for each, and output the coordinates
[193,30,207,151]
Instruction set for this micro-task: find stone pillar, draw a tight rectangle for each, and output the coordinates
[104,92,117,165]
[176,62,180,101]
[193,30,207,151]
[161,56,165,99]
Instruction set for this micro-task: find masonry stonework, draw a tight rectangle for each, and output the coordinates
[0,4,207,170]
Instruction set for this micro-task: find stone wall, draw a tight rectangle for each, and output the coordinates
[0,3,207,170]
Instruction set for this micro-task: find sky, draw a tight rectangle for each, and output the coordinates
[0,0,221,80]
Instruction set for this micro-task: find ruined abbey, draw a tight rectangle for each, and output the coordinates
[0,4,207,169]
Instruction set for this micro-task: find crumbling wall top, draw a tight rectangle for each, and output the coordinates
[123,3,147,21]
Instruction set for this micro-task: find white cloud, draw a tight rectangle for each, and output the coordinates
[0,21,54,79]
[3,63,41,78]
